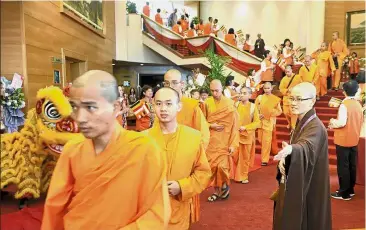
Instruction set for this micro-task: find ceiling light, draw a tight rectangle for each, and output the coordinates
[140,63,144,66]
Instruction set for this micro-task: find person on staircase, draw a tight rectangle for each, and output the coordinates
[279,65,303,131]
[328,31,348,91]
[298,55,320,100]
[316,42,336,98]
[255,82,282,166]
[224,75,240,101]
[329,80,363,201]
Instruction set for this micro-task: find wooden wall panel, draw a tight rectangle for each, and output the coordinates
[324,1,365,57]
[1,2,23,79]
[22,1,116,108]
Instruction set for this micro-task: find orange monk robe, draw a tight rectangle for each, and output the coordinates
[179,19,189,32]
[232,102,261,182]
[329,39,348,88]
[255,94,282,163]
[205,96,239,188]
[317,51,336,97]
[279,74,302,130]
[299,63,320,96]
[143,5,150,17]
[145,124,211,229]
[177,97,210,150]
[203,22,212,35]
[197,24,205,35]
[42,124,170,230]
[225,34,237,47]
[155,13,163,25]
[172,24,183,35]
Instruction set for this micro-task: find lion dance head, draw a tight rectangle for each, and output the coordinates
[1,86,83,199]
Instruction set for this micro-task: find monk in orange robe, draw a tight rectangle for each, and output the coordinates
[205,80,239,202]
[260,50,275,83]
[255,82,282,165]
[42,70,170,230]
[145,87,211,229]
[317,42,336,97]
[328,31,348,90]
[298,55,320,99]
[160,69,210,221]
[203,17,213,35]
[135,85,155,131]
[279,65,302,130]
[197,19,205,36]
[179,15,188,32]
[232,87,260,184]
[172,21,183,35]
[155,9,163,25]
[142,2,150,17]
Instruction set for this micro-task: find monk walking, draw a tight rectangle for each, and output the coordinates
[145,87,211,229]
[161,69,210,222]
[42,70,170,230]
[279,65,302,130]
[329,31,348,90]
[233,87,260,184]
[316,42,336,97]
[298,55,320,100]
[255,82,282,166]
[206,80,239,202]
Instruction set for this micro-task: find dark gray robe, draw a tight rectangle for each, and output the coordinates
[274,108,332,230]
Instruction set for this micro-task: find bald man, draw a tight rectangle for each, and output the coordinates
[145,87,211,229]
[205,80,239,202]
[299,55,320,99]
[255,82,282,165]
[279,65,302,130]
[273,82,331,230]
[317,42,336,97]
[329,31,348,90]
[42,70,170,230]
[161,68,210,222]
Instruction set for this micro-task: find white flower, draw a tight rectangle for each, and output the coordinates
[6,101,11,106]
[4,93,8,97]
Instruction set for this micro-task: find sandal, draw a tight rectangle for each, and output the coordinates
[208,194,219,202]
[220,186,230,200]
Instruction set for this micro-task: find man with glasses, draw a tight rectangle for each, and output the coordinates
[273,82,331,230]
[144,87,211,229]
[161,68,210,223]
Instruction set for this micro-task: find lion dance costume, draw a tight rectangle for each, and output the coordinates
[1,86,82,200]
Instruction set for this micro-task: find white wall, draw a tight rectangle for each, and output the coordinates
[115,1,171,64]
[200,1,325,53]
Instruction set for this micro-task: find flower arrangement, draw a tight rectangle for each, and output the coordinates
[1,88,25,109]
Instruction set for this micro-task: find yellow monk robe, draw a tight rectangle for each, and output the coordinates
[298,63,319,83]
[255,94,282,163]
[232,102,260,182]
[42,124,170,230]
[176,96,210,150]
[279,74,302,129]
[145,124,211,230]
[329,39,348,88]
[205,96,239,188]
[317,51,336,97]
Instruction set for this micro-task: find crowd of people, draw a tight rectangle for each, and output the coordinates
[40,61,364,229]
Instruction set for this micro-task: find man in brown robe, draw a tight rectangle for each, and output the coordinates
[273,82,331,230]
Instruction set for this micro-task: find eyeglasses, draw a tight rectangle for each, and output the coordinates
[163,81,180,87]
[289,97,313,103]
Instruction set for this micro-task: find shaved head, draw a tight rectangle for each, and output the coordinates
[210,80,223,100]
[163,69,184,96]
[72,70,118,103]
[69,70,119,140]
[304,55,312,66]
[292,82,316,99]
[263,81,273,95]
[154,87,180,103]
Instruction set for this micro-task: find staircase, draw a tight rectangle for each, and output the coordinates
[255,90,345,165]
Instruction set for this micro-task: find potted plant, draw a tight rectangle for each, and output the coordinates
[192,16,200,25]
[126,1,137,14]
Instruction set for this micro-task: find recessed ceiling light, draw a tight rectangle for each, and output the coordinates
[140,63,144,66]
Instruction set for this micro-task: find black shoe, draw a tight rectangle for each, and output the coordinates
[261,162,268,166]
[336,190,355,197]
[331,192,351,201]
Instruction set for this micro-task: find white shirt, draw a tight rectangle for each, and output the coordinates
[282,47,292,58]
[329,96,356,128]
